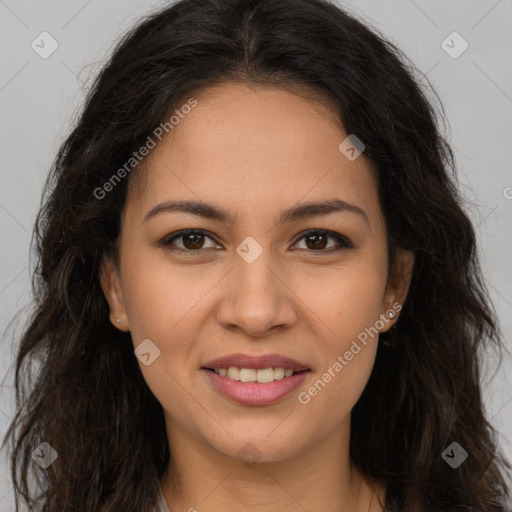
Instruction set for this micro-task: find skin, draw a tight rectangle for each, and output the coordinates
[101,82,414,512]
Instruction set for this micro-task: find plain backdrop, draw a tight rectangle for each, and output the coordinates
[1,0,511,509]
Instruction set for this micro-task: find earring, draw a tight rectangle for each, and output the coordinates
[386,310,396,319]
[116,318,121,324]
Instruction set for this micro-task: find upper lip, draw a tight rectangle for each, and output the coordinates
[202,353,310,371]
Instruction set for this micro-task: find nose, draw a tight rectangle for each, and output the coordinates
[215,247,298,338]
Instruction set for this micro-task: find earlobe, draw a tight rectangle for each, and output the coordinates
[99,256,129,331]
[381,249,415,330]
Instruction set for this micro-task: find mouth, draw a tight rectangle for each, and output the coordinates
[200,353,311,406]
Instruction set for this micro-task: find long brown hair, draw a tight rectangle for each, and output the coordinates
[3,0,511,510]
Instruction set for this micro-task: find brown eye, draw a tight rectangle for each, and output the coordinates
[293,230,354,252]
[161,230,220,252]
[160,228,354,254]
[304,233,328,250]
[181,232,206,250]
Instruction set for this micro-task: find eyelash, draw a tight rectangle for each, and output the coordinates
[159,228,354,254]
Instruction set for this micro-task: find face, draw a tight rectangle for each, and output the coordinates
[101,82,414,465]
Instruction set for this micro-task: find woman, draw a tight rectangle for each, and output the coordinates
[3,0,511,510]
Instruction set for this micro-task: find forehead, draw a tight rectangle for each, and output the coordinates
[125,82,382,227]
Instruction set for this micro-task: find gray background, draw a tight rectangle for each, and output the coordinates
[1,0,511,509]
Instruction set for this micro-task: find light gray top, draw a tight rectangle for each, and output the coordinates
[158,484,171,512]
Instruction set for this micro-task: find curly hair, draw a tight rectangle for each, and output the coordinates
[3,0,511,510]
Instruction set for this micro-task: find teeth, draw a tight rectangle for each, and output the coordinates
[213,367,300,382]
[227,367,239,380]
[274,368,285,380]
[239,368,257,382]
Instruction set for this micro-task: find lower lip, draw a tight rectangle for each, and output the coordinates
[202,369,309,406]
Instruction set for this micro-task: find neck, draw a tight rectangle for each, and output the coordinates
[160,417,384,512]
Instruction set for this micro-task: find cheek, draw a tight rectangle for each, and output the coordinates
[118,245,209,424]
[118,244,219,407]
[119,243,213,342]
[296,311,381,437]
[292,255,388,344]
[292,258,386,418]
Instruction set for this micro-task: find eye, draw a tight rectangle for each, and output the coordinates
[292,229,354,252]
[159,228,354,254]
[160,229,221,252]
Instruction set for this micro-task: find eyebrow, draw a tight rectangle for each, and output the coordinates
[144,198,370,226]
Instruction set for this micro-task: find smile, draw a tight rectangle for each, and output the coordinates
[201,367,310,406]
[210,367,297,383]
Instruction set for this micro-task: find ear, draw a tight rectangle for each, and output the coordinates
[380,248,414,332]
[99,255,129,332]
